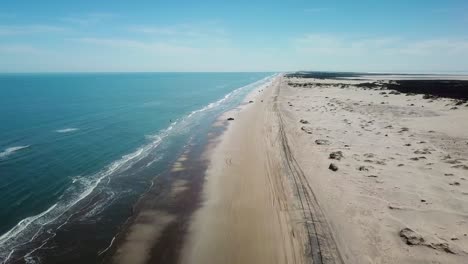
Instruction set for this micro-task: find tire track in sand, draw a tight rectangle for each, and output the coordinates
[272,80,344,264]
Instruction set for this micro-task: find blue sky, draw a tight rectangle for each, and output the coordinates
[0,0,467,72]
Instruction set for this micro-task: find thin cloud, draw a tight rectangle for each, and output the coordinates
[61,12,117,25]
[0,25,67,35]
[129,23,227,38]
[291,33,468,71]
[76,37,199,54]
[0,44,40,54]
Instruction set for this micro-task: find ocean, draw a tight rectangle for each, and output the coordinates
[0,72,275,263]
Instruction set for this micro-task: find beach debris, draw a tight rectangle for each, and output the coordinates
[299,119,309,124]
[399,228,456,253]
[449,182,461,186]
[328,163,338,171]
[421,199,426,202]
[227,117,235,121]
[388,205,403,210]
[329,151,344,160]
[358,166,371,171]
[444,173,454,176]
[423,94,436,99]
[399,228,425,245]
[367,175,378,178]
[301,126,313,134]
[315,139,331,145]
[249,100,254,103]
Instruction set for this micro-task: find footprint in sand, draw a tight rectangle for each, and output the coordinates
[452,164,468,170]
[358,165,373,171]
[301,126,313,134]
[315,139,331,145]
[414,149,432,155]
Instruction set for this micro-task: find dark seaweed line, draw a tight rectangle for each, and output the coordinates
[273,81,344,264]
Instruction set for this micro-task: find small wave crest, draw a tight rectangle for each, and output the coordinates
[0,146,30,159]
[55,128,78,133]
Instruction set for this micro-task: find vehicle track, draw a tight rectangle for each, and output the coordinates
[272,81,344,264]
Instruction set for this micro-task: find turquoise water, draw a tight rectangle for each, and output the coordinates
[0,72,274,263]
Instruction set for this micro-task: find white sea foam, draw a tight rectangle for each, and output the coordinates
[0,204,57,245]
[0,73,278,262]
[0,145,30,159]
[55,128,78,133]
[97,236,116,256]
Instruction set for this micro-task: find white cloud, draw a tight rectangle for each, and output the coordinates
[76,37,199,55]
[291,34,468,72]
[129,23,227,38]
[294,34,402,55]
[0,44,39,53]
[61,12,117,25]
[294,34,468,56]
[0,25,67,35]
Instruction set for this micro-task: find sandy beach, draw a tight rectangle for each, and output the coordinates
[108,74,468,264]
[179,74,468,263]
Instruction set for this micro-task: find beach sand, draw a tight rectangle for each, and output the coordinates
[180,77,308,264]
[180,75,468,263]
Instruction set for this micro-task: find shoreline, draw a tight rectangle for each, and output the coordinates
[105,76,276,264]
[179,75,314,263]
[109,73,468,264]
